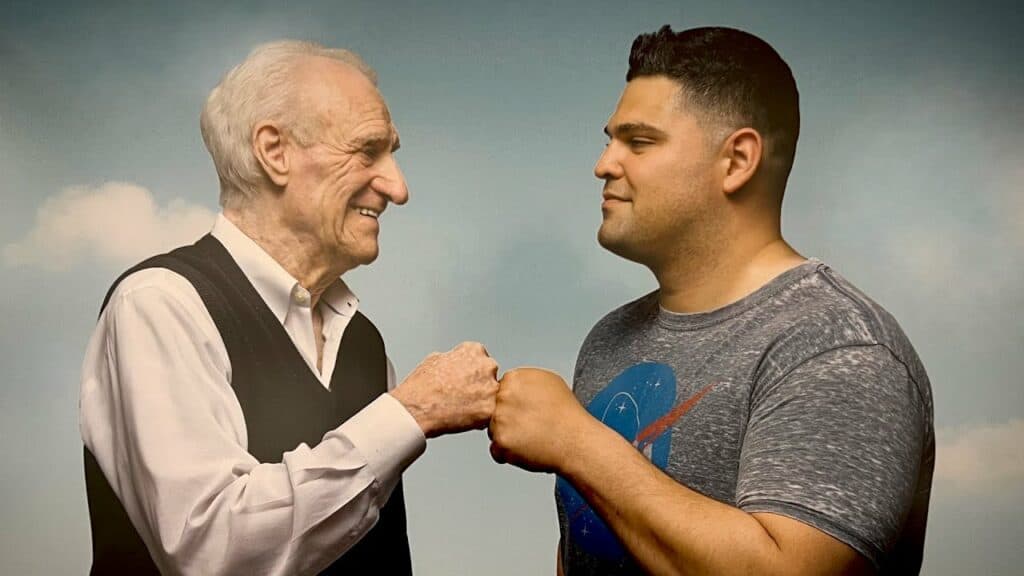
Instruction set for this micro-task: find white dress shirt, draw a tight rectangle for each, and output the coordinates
[80,214,426,576]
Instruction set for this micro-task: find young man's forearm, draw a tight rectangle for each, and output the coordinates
[558,418,867,576]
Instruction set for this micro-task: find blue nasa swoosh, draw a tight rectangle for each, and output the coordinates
[557,362,676,561]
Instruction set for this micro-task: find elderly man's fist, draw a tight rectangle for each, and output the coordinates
[488,367,591,473]
[390,342,500,438]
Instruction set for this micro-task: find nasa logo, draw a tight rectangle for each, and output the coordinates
[557,362,716,561]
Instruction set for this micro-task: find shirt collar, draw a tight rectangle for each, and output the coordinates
[210,214,360,323]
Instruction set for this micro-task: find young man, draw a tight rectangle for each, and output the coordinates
[489,26,934,575]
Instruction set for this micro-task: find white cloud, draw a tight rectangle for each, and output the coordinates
[935,419,1024,497]
[4,182,215,271]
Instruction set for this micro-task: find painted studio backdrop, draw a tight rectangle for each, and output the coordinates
[2,1,1021,574]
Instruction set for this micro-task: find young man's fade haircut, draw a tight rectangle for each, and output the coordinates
[627,25,801,190]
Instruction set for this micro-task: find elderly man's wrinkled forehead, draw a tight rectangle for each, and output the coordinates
[289,55,394,141]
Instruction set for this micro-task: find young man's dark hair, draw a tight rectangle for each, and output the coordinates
[628,25,801,186]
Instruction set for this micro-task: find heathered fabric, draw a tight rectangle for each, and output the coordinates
[556,259,934,574]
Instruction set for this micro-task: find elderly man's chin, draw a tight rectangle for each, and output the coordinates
[328,235,380,269]
[349,241,381,267]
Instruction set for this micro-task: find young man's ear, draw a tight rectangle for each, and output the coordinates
[721,127,762,195]
[253,122,289,187]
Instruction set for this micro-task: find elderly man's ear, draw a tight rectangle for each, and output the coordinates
[253,122,290,187]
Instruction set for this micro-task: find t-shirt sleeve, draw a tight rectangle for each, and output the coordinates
[736,344,927,568]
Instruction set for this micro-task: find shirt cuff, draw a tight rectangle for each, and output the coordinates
[340,393,426,484]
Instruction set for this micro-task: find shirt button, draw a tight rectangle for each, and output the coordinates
[292,286,310,306]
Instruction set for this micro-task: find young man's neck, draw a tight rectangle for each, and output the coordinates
[653,232,805,314]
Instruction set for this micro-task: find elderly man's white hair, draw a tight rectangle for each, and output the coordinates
[200,40,377,209]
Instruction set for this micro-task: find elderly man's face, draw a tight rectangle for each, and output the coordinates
[284,57,408,269]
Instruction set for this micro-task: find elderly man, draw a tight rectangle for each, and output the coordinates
[489,26,934,575]
[81,41,499,575]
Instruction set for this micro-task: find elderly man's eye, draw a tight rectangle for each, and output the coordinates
[361,141,390,161]
[358,147,383,163]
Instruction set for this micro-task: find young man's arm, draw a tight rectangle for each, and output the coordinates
[549,409,869,575]
[491,354,925,575]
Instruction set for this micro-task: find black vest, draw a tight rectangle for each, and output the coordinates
[84,234,413,575]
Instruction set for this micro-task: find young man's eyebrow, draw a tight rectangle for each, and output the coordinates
[604,122,668,138]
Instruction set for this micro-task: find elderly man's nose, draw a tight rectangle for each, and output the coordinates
[375,157,408,205]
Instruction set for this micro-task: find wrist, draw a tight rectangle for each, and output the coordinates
[555,408,602,478]
[387,390,436,438]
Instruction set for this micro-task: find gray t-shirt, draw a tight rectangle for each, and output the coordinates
[556,260,934,574]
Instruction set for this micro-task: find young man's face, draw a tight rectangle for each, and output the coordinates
[594,75,722,268]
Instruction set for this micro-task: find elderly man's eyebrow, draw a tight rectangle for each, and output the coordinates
[604,122,668,139]
[353,133,396,152]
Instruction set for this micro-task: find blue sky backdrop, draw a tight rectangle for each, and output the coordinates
[2,1,1021,573]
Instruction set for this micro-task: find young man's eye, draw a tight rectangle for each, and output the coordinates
[630,138,654,148]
